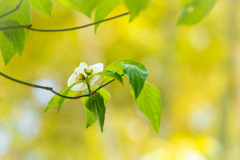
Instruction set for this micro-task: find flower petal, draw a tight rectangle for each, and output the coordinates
[90,79,97,86]
[89,63,104,82]
[89,63,104,74]
[67,73,87,91]
[68,73,77,87]
[90,75,101,83]
[78,83,88,91]
[71,83,87,91]
[74,62,88,77]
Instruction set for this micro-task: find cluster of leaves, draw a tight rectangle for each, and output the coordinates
[0,0,152,65]
[0,0,218,65]
[44,59,162,133]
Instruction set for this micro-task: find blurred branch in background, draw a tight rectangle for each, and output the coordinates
[220,0,239,159]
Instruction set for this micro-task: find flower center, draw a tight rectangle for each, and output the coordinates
[75,73,85,81]
[84,68,93,75]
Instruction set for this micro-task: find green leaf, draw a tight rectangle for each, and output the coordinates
[89,70,123,84]
[81,93,106,132]
[82,88,110,129]
[84,107,97,128]
[0,33,16,65]
[94,0,121,32]
[177,0,218,25]
[0,0,31,36]
[53,0,99,18]
[0,20,25,56]
[28,0,52,17]
[0,0,31,64]
[44,90,79,113]
[57,81,82,114]
[124,0,152,22]
[123,63,148,99]
[103,59,147,82]
[130,82,162,133]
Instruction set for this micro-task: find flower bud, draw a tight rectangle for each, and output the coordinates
[84,68,93,75]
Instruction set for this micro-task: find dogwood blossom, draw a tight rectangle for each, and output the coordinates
[68,62,103,91]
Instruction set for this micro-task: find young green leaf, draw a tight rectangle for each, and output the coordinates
[103,59,147,82]
[53,0,99,19]
[28,0,52,17]
[130,82,162,133]
[89,70,123,84]
[124,0,152,22]
[57,81,82,114]
[0,33,17,65]
[177,0,218,25]
[44,90,79,113]
[82,93,106,132]
[0,20,25,56]
[94,0,121,32]
[123,63,148,99]
[82,88,110,129]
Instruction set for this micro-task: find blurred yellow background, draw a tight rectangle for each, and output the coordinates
[0,0,240,159]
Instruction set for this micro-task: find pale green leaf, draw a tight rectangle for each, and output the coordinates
[57,81,82,114]
[94,0,121,32]
[177,0,218,25]
[0,33,16,65]
[124,0,152,22]
[0,0,31,36]
[0,0,31,64]
[123,63,148,99]
[44,90,79,113]
[53,0,99,18]
[82,93,106,132]
[28,0,52,17]
[131,82,162,133]
[0,20,25,56]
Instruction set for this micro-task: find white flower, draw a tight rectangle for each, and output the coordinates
[68,62,104,91]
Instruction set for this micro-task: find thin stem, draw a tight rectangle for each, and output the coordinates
[86,79,92,92]
[0,25,31,31]
[0,12,129,32]
[94,74,124,92]
[0,72,90,99]
[0,72,121,99]
[0,0,23,19]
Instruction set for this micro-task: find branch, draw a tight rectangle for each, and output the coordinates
[0,25,31,31]
[0,72,120,99]
[0,0,23,19]
[94,74,124,92]
[0,12,130,32]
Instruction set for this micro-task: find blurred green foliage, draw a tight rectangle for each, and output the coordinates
[0,0,240,160]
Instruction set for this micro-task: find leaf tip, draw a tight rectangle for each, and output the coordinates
[128,15,135,23]
[43,107,49,113]
[154,128,159,134]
